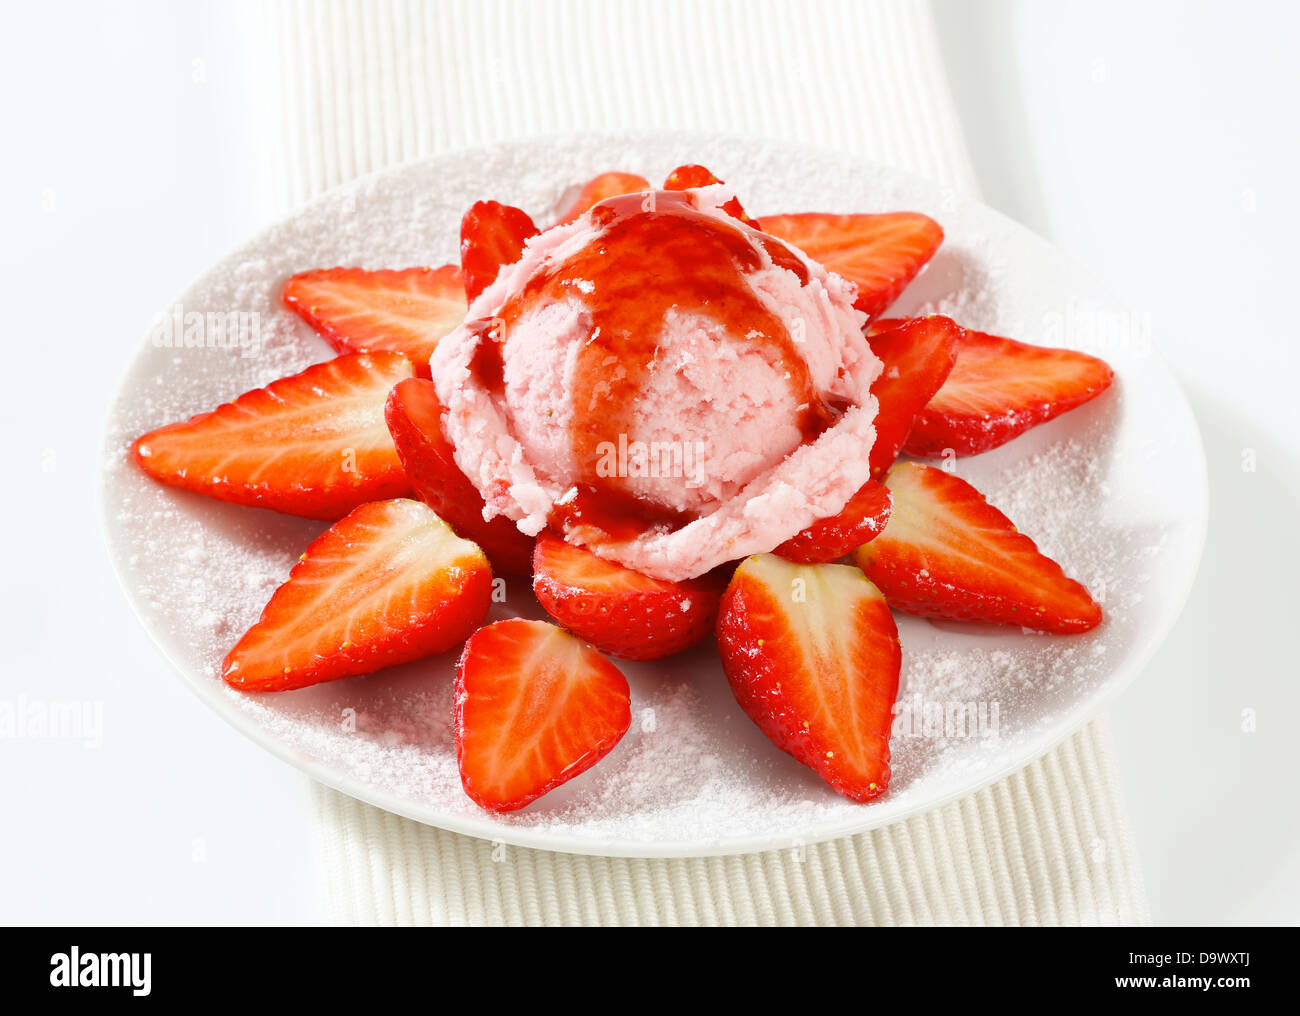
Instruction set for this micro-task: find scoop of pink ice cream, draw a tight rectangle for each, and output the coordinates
[429,185,881,582]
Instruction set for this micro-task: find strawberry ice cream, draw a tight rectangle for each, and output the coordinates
[429,185,882,581]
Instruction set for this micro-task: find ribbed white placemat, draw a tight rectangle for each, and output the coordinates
[250,0,1151,926]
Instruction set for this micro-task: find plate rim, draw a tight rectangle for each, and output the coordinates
[100,129,1210,858]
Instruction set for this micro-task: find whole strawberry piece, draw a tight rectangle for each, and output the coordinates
[131,351,413,520]
[455,618,631,812]
[385,377,535,575]
[532,531,721,660]
[223,499,493,692]
[758,212,944,318]
[865,315,962,477]
[900,327,1116,457]
[775,479,893,563]
[559,172,651,223]
[716,555,900,803]
[854,462,1102,633]
[460,200,540,303]
[281,266,467,374]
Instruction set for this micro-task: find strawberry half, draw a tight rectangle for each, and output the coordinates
[455,618,631,812]
[384,377,535,575]
[281,266,467,374]
[131,351,413,520]
[900,327,1116,457]
[866,315,962,477]
[460,200,540,304]
[757,212,944,318]
[774,479,893,564]
[223,498,492,692]
[559,172,651,223]
[716,555,900,803]
[854,462,1102,634]
[663,164,755,225]
[532,531,722,660]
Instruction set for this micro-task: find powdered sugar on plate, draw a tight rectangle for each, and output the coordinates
[100,132,1206,855]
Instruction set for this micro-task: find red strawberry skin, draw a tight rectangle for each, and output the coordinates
[855,462,1102,633]
[866,315,962,477]
[131,351,414,520]
[901,327,1116,457]
[281,266,466,375]
[663,164,755,224]
[774,479,893,563]
[384,377,535,575]
[223,498,493,692]
[460,200,540,303]
[455,618,631,812]
[757,212,944,318]
[663,164,722,190]
[559,172,651,223]
[717,555,900,802]
[532,531,722,660]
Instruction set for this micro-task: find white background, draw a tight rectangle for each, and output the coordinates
[1,0,1297,924]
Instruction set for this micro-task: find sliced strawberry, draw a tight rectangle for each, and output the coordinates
[774,479,893,564]
[757,212,943,318]
[532,531,721,660]
[131,352,413,520]
[716,555,900,802]
[460,200,540,303]
[663,164,755,225]
[455,618,631,812]
[559,172,651,223]
[223,498,492,692]
[866,316,912,336]
[865,315,962,477]
[901,328,1116,457]
[281,266,466,374]
[384,377,534,575]
[854,462,1102,633]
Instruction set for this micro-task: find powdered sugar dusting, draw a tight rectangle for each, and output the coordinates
[101,133,1203,853]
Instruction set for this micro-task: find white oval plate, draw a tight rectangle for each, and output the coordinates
[101,132,1206,857]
